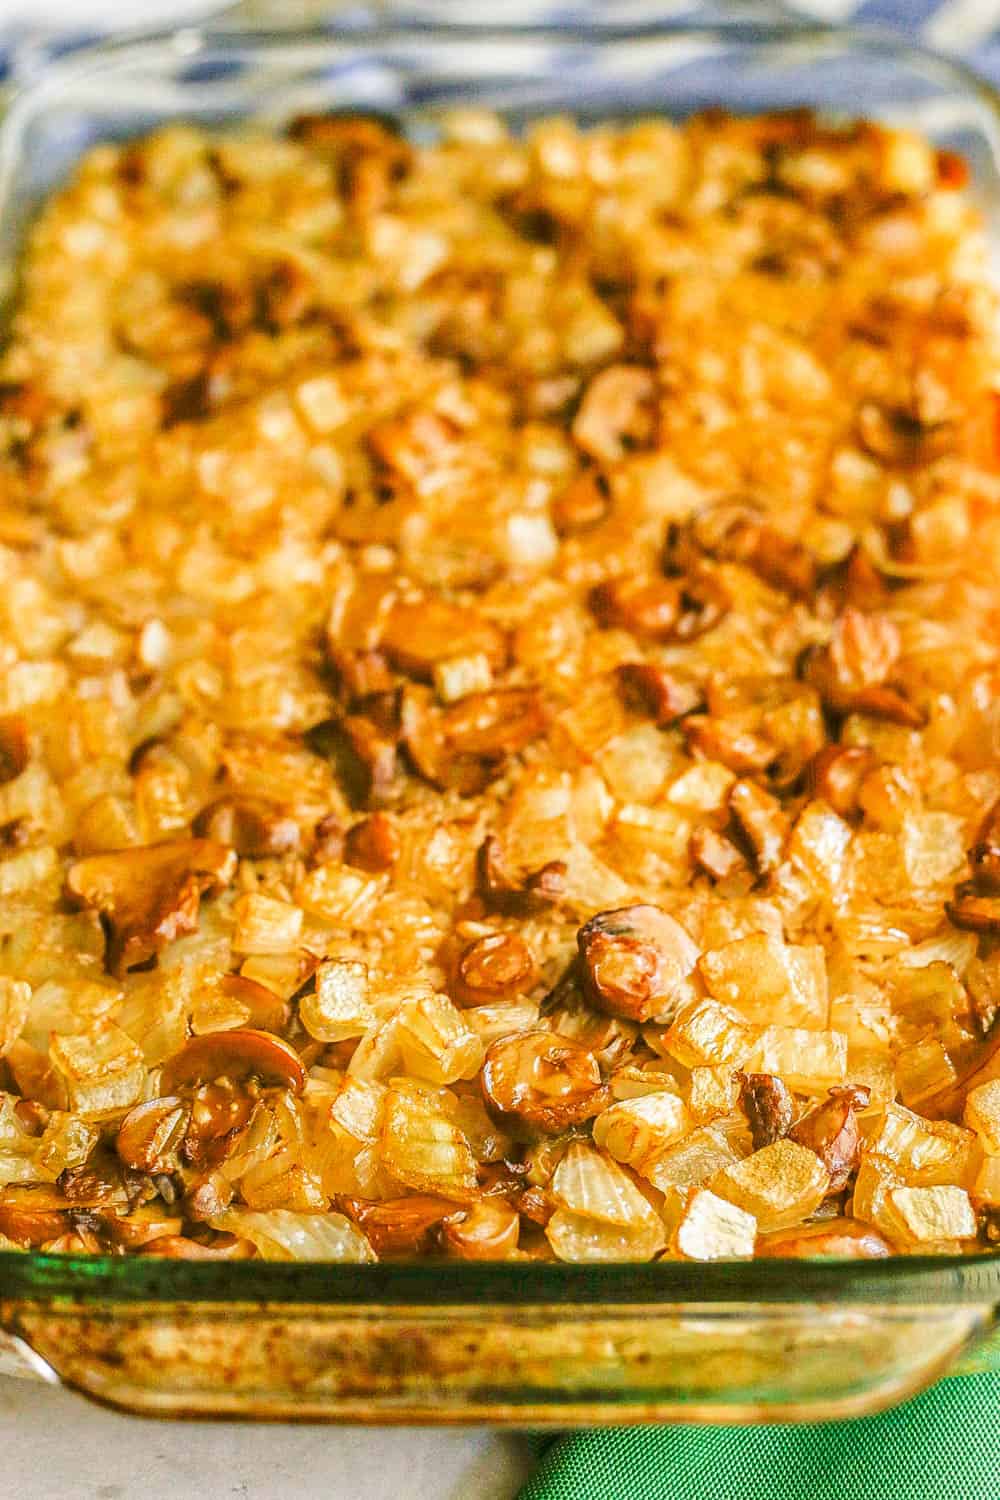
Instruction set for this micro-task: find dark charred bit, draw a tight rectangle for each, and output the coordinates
[616,662,704,725]
[344,811,399,873]
[789,1084,870,1191]
[738,1071,794,1150]
[476,834,567,916]
[305,714,399,808]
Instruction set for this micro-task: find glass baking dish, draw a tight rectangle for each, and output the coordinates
[0,20,998,1425]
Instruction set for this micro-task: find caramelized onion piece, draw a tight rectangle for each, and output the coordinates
[758,1218,891,1258]
[789,1084,870,1192]
[739,1072,794,1151]
[0,1201,68,1246]
[306,715,399,809]
[160,1029,306,1096]
[452,931,537,1006]
[922,1022,1000,1120]
[572,364,654,464]
[116,1097,190,1174]
[946,884,1000,933]
[590,575,681,640]
[379,598,507,681]
[481,1030,610,1132]
[667,503,816,598]
[66,838,237,975]
[192,796,300,857]
[969,799,1000,892]
[689,826,747,882]
[553,469,612,535]
[441,1198,520,1259]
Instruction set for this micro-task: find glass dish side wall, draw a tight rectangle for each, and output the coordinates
[0,24,997,1422]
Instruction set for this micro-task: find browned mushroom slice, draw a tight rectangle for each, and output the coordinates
[65,838,237,975]
[572,364,654,464]
[683,717,775,776]
[442,1198,520,1259]
[219,974,291,1033]
[689,826,747,882]
[192,796,300,857]
[969,799,1000,891]
[728,779,789,875]
[0,1199,69,1247]
[339,1194,457,1256]
[757,1218,891,1258]
[806,744,876,818]
[379,597,507,681]
[476,835,567,916]
[738,1072,794,1151]
[160,1029,306,1096]
[552,469,612,535]
[616,663,703,726]
[0,714,30,784]
[481,1030,610,1132]
[946,883,1000,933]
[577,904,699,1023]
[288,112,412,214]
[451,932,537,1007]
[325,644,396,707]
[116,1097,190,1175]
[306,714,399,808]
[140,1232,254,1259]
[590,575,682,640]
[403,689,548,794]
[98,1206,185,1249]
[344,811,399,872]
[789,1084,870,1191]
[667,503,816,599]
[802,607,922,723]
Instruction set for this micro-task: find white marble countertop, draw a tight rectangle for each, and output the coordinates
[0,1375,536,1500]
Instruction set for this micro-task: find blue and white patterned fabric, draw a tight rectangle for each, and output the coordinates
[3,2,1000,89]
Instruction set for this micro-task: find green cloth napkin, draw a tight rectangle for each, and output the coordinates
[519,1369,1000,1500]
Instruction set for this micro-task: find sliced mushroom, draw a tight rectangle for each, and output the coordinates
[305,715,399,809]
[572,364,654,464]
[219,974,291,1033]
[192,797,300,857]
[0,714,30,784]
[65,838,237,975]
[577,904,699,1023]
[590,575,682,641]
[789,1084,870,1191]
[667,503,816,598]
[140,1232,253,1259]
[339,1194,456,1256]
[476,835,567,916]
[325,644,395,707]
[344,811,399,872]
[441,1198,520,1259]
[481,1030,610,1132]
[757,1217,891,1258]
[0,1200,68,1247]
[946,883,1000,933]
[802,608,921,724]
[451,931,537,1007]
[616,663,703,726]
[379,597,507,682]
[160,1029,306,1096]
[116,1097,190,1175]
[969,799,1000,892]
[553,469,612,535]
[738,1072,794,1151]
[689,826,747,882]
[806,744,876,818]
[404,690,548,794]
[728,779,789,875]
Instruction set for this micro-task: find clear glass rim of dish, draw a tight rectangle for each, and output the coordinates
[0,18,998,1307]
